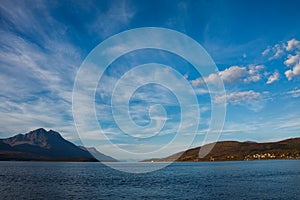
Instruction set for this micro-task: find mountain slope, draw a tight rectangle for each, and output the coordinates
[0,128,98,161]
[78,146,117,162]
[143,138,300,162]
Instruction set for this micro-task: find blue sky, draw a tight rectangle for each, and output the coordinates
[1,0,300,160]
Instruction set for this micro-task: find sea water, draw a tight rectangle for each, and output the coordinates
[0,160,299,199]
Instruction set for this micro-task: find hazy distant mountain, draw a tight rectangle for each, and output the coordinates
[143,138,300,162]
[0,128,117,162]
[78,146,117,162]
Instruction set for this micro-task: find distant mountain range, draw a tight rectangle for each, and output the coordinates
[1,129,299,162]
[143,138,300,162]
[0,128,117,162]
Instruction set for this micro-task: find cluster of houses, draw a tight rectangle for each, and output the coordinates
[244,152,300,160]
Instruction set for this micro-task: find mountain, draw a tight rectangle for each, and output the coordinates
[78,146,117,162]
[0,128,116,162]
[142,138,300,162]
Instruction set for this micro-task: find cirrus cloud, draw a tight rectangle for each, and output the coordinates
[262,43,285,60]
[214,90,263,111]
[215,90,261,105]
[286,89,300,98]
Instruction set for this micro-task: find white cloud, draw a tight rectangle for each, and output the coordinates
[92,0,136,39]
[215,90,261,104]
[285,63,300,80]
[271,46,284,60]
[0,0,140,143]
[285,69,294,81]
[219,66,247,83]
[191,65,265,86]
[286,89,300,98]
[262,43,285,60]
[261,38,300,80]
[284,52,300,80]
[0,96,77,140]
[214,90,263,111]
[261,38,300,81]
[286,38,300,51]
[266,71,280,84]
[0,2,85,140]
[244,65,264,83]
[284,54,299,66]
[294,63,300,74]
[204,73,223,84]
[191,66,246,86]
[262,47,271,56]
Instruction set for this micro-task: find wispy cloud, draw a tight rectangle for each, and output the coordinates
[92,0,136,39]
[286,89,300,98]
[214,90,264,111]
[0,1,88,140]
[262,42,286,60]
[0,0,140,142]
[1,1,299,161]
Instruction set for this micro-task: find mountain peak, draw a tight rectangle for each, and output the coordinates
[27,128,62,138]
[0,128,119,162]
[33,128,47,132]
[0,128,98,161]
[3,128,63,148]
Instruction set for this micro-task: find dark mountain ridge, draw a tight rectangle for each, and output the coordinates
[0,128,116,162]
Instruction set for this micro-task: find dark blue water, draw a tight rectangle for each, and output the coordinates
[0,160,299,199]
